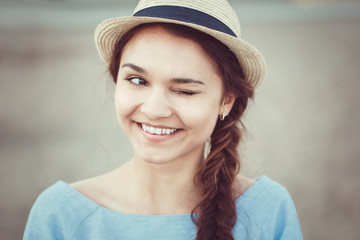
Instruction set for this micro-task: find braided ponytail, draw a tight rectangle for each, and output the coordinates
[108,23,254,240]
[192,119,240,240]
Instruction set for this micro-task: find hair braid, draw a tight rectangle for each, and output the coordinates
[192,117,241,240]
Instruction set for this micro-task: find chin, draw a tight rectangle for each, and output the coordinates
[142,158,171,165]
[137,153,177,165]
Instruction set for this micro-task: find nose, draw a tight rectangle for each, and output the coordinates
[140,88,172,119]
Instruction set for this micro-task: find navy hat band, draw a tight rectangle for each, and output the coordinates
[133,5,237,37]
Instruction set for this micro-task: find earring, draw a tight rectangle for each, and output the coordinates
[220,112,226,121]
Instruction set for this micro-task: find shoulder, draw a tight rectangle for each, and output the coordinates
[234,176,303,239]
[70,171,127,212]
[233,175,256,198]
[23,181,100,240]
[235,175,291,208]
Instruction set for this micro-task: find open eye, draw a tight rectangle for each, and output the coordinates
[126,76,148,86]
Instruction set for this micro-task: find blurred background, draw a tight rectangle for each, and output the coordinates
[1,0,360,239]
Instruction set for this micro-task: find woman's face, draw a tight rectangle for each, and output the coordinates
[115,26,234,165]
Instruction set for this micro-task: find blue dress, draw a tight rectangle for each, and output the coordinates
[23,176,302,239]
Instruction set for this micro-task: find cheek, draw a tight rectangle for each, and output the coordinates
[114,87,138,123]
[178,98,221,134]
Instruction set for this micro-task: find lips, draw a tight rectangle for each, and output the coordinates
[140,123,179,135]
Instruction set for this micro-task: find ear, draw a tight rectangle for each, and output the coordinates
[220,94,236,116]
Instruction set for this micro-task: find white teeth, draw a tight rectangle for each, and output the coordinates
[141,124,178,135]
[149,127,155,134]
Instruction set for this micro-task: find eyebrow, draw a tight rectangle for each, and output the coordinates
[122,63,147,74]
[171,78,204,85]
[121,63,204,85]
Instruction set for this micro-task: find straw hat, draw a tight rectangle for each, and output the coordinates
[95,0,266,88]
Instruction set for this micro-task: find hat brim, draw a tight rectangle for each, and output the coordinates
[95,16,266,89]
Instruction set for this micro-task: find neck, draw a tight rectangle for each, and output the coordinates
[118,154,203,215]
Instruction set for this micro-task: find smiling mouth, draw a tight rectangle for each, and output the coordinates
[139,123,180,135]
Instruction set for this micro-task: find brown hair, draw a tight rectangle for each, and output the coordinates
[108,23,254,240]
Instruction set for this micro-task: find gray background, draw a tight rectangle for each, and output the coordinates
[1,0,360,239]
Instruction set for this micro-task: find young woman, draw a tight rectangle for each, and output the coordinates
[24,0,302,239]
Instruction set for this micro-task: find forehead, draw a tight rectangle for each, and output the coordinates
[120,26,220,78]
